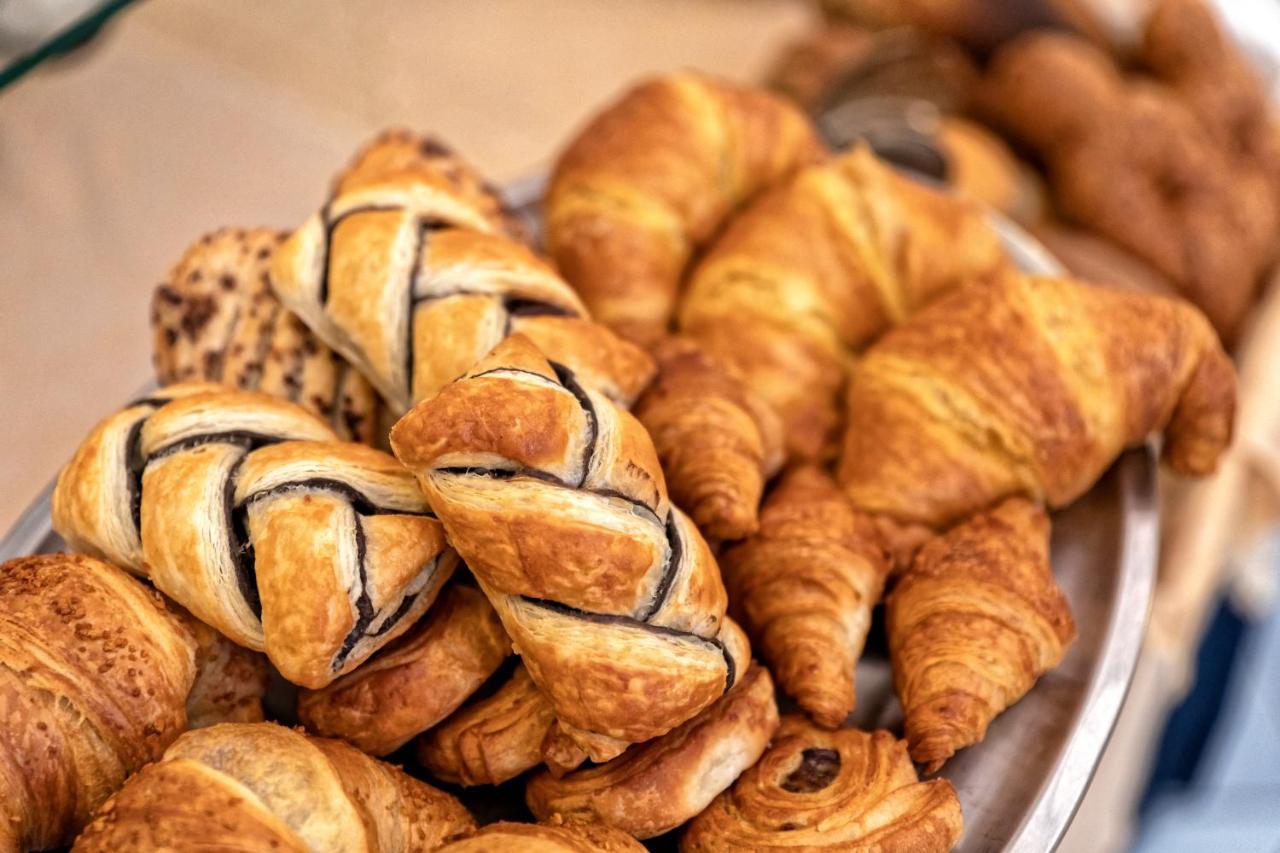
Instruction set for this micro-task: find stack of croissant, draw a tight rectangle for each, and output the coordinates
[2,71,1235,852]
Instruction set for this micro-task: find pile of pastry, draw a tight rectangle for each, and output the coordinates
[3,71,1236,852]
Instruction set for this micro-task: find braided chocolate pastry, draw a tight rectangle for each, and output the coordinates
[270,137,652,415]
[391,334,751,759]
[437,820,645,852]
[152,227,384,444]
[545,71,826,346]
[1,554,197,852]
[526,664,779,840]
[681,715,963,851]
[298,581,511,756]
[71,722,475,852]
[52,384,457,688]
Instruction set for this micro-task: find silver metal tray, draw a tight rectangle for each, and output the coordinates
[0,181,1157,853]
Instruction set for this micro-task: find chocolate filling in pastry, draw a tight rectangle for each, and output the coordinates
[781,747,842,793]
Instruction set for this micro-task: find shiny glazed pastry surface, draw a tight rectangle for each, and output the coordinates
[436,819,645,852]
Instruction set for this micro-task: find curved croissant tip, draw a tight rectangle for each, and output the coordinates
[691,494,758,542]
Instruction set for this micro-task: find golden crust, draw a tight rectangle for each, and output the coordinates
[299,582,510,756]
[888,498,1075,771]
[0,554,197,852]
[680,146,1012,460]
[681,715,963,851]
[838,274,1236,532]
[526,664,779,840]
[391,335,749,751]
[180,613,268,728]
[546,71,826,345]
[71,722,475,852]
[722,466,888,728]
[418,663,556,787]
[437,819,645,852]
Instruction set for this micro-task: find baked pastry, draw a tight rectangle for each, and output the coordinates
[680,145,1012,460]
[270,135,652,415]
[681,715,963,851]
[721,466,888,728]
[418,663,557,787]
[838,274,1236,541]
[888,498,1075,771]
[526,664,778,840]
[70,722,475,852]
[632,337,784,541]
[1,553,197,853]
[298,581,510,755]
[181,614,268,728]
[545,71,826,345]
[391,334,751,759]
[52,384,457,688]
[151,227,383,444]
[437,820,644,852]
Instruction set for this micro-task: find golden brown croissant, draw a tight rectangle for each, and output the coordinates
[298,581,511,755]
[71,722,475,852]
[838,274,1236,536]
[721,466,888,728]
[545,71,826,346]
[181,613,268,728]
[632,337,784,541]
[525,664,778,840]
[437,820,644,852]
[151,227,384,444]
[390,334,751,760]
[1,553,197,852]
[888,498,1075,771]
[418,663,556,787]
[681,715,963,851]
[680,145,1012,460]
[270,135,652,415]
[52,384,457,688]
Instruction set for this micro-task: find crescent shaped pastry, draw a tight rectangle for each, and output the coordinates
[888,498,1075,771]
[53,385,458,688]
[70,722,475,852]
[298,581,511,756]
[151,227,384,444]
[1,553,197,852]
[525,664,779,840]
[391,334,751,758]
[837,274,1236,535]
[271,135,652,415]
[681,715,963,851]
[722,466,888,728]
[436,820,645,852]
[545,71,826,345]
[679,145,1012,461]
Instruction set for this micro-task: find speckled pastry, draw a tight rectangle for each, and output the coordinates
[1,553,197,853]
[52,384,457,688]
[418,663,556,787]
[436,820,645,852]
[391,334,751,759]
[181,613,268,728]
[70,722,475,852]
[525,664,779,840]
[681,715,963,851]
[298,582,511,755]
[271,135,653,415]
[151,227,383,444]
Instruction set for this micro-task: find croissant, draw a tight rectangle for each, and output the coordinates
[681,715,963,851]
[298,581,511,755]
[632,337,784,541]
[680,145,1012,460]
[526,664,779,840]
[437,820,644,852]
[52,384,457,688]
[418,663,557,787]
[721,466,888,728]
[70,722,475,852]
[1,553,197,852]
[181,613,268,728]
[888,498,1075,771]
[545,71,826,345]
[391,334,751,759]
[838,273,1236,539]
[151,227,384,444]
[270,135,653,415]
